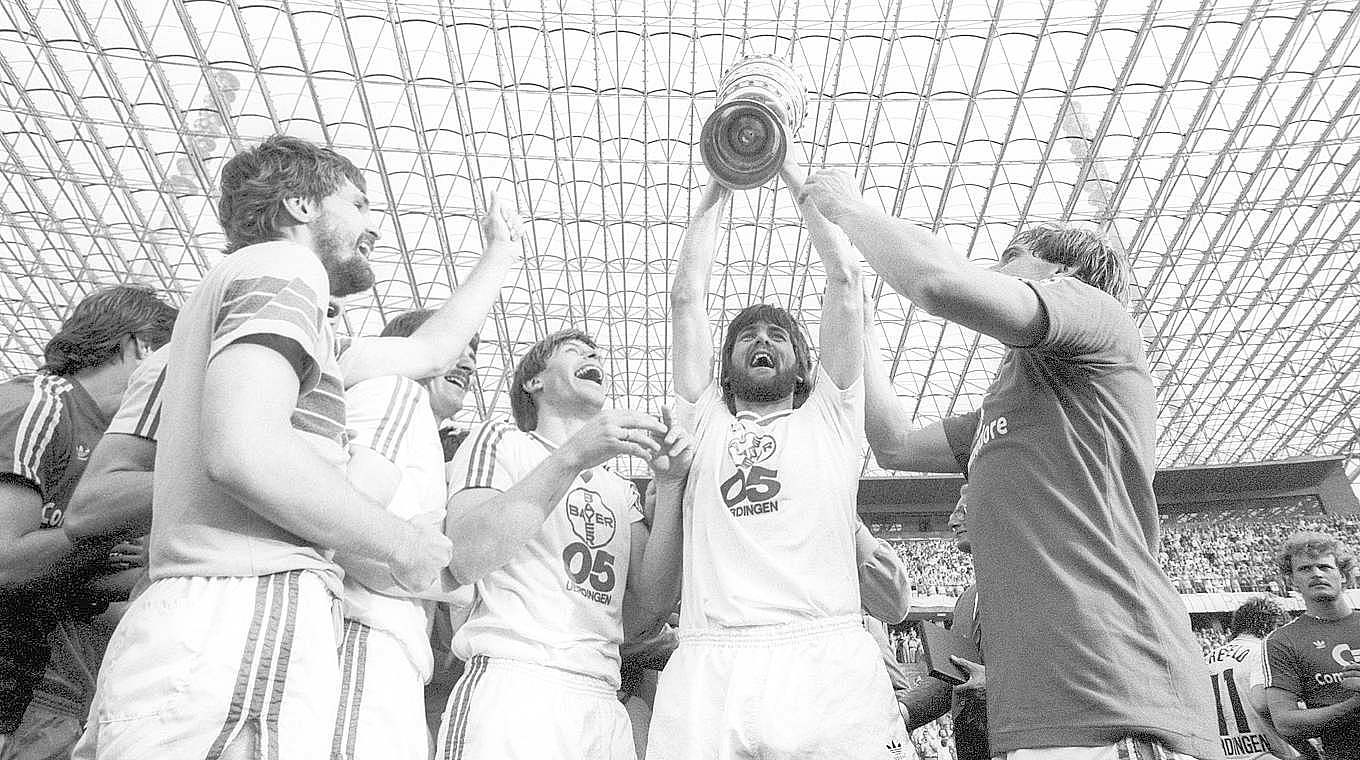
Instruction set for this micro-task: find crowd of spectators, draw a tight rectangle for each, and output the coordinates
[883,512,1360,599]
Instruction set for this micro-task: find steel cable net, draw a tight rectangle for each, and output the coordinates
[0,0,1356,479]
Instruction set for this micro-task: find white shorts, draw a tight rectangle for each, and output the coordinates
[332,619,427,760]
[997,738,1205,760]
[647,615,914,760]
[72,571,340,760]
[434,656,635,760]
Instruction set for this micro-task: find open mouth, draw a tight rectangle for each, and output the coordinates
[749,350,775,369]
[575,365,604,384]
[357,235,376,257]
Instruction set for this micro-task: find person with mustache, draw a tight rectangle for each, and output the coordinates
[647,157,911,759]
[74,135,451,760]
[1264,531,1360,760]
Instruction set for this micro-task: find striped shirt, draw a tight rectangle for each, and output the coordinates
[150,241,348,592]
[107,346,167,441]
[342,375,446,679]
[448,419,644,687]
[0,373,111,723]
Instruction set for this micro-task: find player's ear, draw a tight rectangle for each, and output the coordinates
[523,374,544,395]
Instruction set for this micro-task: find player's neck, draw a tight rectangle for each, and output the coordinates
[531,405,596,449]
[733,394,794,417]
[1302,597,1353,621]
[71,362,132,417]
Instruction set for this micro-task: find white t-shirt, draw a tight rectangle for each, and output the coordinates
[1206,636,1287,760]
[343,375,447,679]
[675,367,865,629]
[447,419,644,687]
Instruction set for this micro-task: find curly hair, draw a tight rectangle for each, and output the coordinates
[1008,223,1130,304]
[510,329,596,432]
[217,134,365,254]
[718,303,814,414]
[1273,531,1356,579]
[1229,596,1290,639]
[41,285,178,376]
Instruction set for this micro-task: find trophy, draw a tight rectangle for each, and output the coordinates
[700,56,809,190]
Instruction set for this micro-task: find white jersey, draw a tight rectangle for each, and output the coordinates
[1205,636,1285,760]
[342,375,447,679]
[447,419,644,688]
[676,367,864,629]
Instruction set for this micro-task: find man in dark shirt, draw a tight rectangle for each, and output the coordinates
[0,285,176,758]
[807,169,1219,759]
[1264,531,1360,760]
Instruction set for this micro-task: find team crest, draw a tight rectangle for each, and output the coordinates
[726,422,777,469]
[566,488,616,549]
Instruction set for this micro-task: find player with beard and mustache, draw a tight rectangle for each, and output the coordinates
[75,135,451,760]
[646,157,912,759]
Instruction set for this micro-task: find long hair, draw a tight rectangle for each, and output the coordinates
[510,329,596,432]
[217,134,365,254]
[1228,596,1290,639]
[1274,531,1356,580]
[718,303,814,414]
[41,285,178,376]
[1009,223,1130,304]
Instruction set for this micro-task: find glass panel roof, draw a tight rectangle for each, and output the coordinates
[1,0,1356,480]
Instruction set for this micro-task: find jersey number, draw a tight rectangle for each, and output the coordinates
[720,465,781,508]
[562,542,616,592]
[1210,667,1251,737]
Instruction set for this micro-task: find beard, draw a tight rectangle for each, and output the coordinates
[727,362,799,403]
[313,219,375,297]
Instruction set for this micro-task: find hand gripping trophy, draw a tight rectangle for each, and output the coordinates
[699,55,809,190]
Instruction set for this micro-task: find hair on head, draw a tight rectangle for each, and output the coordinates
[510,328,596,432]
[718,303,814,413]
[217,134,365,254]
[1010,222,1130,304]
[41,284,178,376]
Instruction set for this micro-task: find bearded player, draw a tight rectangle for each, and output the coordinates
[647,162,911,759]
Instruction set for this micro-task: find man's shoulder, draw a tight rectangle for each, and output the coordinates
[0,374,74,417]
[1265,615,1314,650]
[208,242,329,302]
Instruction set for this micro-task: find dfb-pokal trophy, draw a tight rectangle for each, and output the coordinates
[700,55,809,190]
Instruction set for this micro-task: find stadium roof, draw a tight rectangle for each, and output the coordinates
[1,0,1357,480]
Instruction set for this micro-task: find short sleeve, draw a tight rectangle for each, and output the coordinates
[447,419,519,493]
[0,377,68,492]
[803,366,865,450]
[856,522,912,624]
[1264,631,1301,695]
[1023,277,1140,360]
[941,411,980,476]
[108,348,168,441]
[345,376,427,463]
[208,252,330,378]
[673,383,723,435]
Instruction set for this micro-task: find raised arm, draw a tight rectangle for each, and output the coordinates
[341,195,523,385]
[783,159,862,388]
[672,180,731,403]
[861,305,963,474]
[444,410,666,585]
[801,170,1047,347]
[202,341,449,592]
